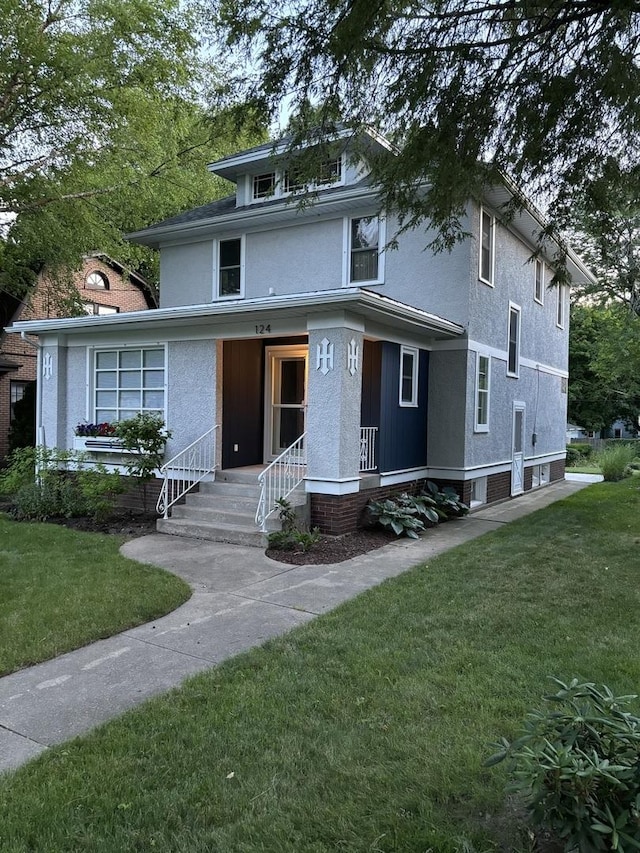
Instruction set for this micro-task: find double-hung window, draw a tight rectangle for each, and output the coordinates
[507,304,521,377]
[399,346,419,407]
[349,215,383,283]
[479,207,495,285]
[94,347,165,423]
[534,259,544,304]
[475,353,491,431]
[218,238,243,298]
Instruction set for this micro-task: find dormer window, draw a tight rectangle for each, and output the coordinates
[252,172,276,200]
[318,157,342,185]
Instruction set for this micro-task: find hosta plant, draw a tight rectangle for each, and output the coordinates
[487,678,640,852]
[365,497,426,539]
[422,480,469,519]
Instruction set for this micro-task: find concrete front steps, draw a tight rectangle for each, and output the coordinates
[156,467,307,547]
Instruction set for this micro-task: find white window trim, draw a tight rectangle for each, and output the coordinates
[474,352,491,432]
[507,302,521,378]
[534,258,544,305]
[342,214,386,286]
[478,206,495,286]
[249,153,346,205]
[556,284,565,329]
[88,343,168,424]
[399,345,419,407]
[213,235,246,301]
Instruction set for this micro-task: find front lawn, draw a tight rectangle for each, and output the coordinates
[1,480,640,851]
[0,516,191,675]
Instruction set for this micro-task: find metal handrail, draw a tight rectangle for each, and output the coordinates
[255,433,306,532]
[359,426,378,472]
[156,425,219,518]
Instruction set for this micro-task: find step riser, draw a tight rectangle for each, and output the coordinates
[215,470,266,485]
[185,494,259,512]
[200,482,262,498]
[171,505,279,530]
[157,518,267,548]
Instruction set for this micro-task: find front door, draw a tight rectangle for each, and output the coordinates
[511,402,526,495]
[264,346,307,461]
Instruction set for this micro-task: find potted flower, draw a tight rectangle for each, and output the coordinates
[73,421,123,451]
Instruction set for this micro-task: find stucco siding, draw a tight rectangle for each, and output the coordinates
[160,242,213,308]
[165,340,217,457]
[244,219,343,297]
[426,349,468,468]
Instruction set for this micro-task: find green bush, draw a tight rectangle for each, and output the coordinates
[365,496,427,538]
[487,678,640,852]
[115,413,171,512]
[267,497,321,553]
[422,481,469,519]
[597,444,637,481]
[565,446,582,466]
[570,443,593,459]
[3,446,124,521]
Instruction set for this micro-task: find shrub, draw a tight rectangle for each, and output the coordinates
[565,445,582,466]
[487,678,640,852]
[570,443,593,459]
[422,481,469,519]
[365,496,426,538]
[2,446,124,521]
[267,498,320,552]
[597,444,637,481]
[115,414,171,512]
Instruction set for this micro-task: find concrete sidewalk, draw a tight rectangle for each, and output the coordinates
[0,476,598,773]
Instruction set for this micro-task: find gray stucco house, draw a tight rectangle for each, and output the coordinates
[7,128,594,541]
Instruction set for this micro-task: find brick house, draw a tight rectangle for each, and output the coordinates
[0,255,156,460]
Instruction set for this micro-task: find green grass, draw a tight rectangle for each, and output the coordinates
[0,516,191,675]
[2,481,640,851]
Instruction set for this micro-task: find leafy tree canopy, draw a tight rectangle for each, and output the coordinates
[568,303,640,432]
[216,0,640,249]
[0,0,264,294]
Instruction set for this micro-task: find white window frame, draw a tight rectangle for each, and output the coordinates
[556,284,565,329]
[478,206,495,286]
[213,235,245,300]
[507,302,521,378]
[252,172,276,201]
[470,476,487,507]
[90,345,167,424]
[399,345,419,407]
[534,258,544,305]
[474,352,491,432]
[343,214,386,286]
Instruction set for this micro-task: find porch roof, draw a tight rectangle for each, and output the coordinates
[5,288,464,341]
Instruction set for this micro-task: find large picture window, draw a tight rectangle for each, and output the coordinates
[475,353,491,431]
[94,347,165,423]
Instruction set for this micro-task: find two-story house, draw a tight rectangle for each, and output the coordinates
[6,129,594,541]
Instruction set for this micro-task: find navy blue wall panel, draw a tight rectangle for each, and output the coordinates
[378,343,429,472]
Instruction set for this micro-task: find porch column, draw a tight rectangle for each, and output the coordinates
[305,315,364,495]
[39,339,67,448]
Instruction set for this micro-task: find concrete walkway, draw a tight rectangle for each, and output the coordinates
[0,477,599,773]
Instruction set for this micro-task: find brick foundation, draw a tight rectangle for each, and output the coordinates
[310,480,428,536]
[486,470,511,503]
[550,459,565,481]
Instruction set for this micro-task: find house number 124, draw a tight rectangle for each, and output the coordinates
[255,324,271,334]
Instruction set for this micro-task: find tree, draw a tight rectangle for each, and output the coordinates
[0,0,263,295]
[568,303,640,432]
[216,0,640,248]
[571,161,640,316]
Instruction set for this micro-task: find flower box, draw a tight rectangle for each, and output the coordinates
[73,436,128,453]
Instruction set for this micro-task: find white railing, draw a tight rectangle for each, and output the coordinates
[359,426,378,472]
[156,425,219,518]
[256,433,306,532]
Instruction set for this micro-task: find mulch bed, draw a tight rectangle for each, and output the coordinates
[22,511,159,538]
[266,528,397,565]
